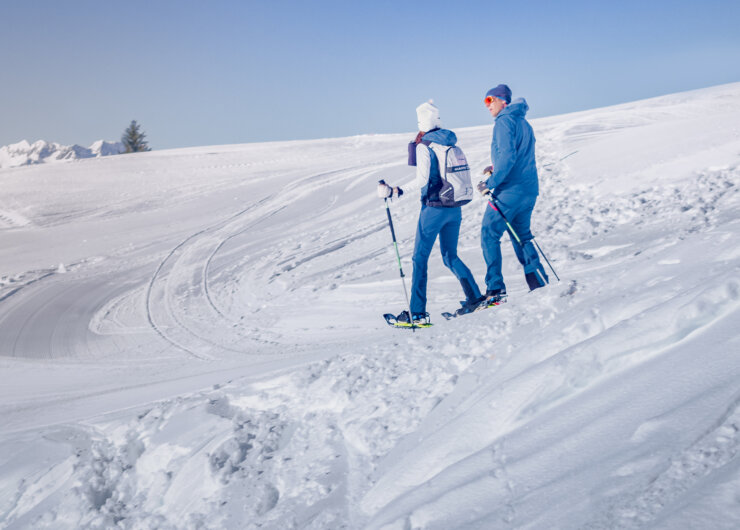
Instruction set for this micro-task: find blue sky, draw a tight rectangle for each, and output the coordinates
[1,0,739,149]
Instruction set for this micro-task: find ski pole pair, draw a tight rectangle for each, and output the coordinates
[484,192,560,283]
[380,182,560,327]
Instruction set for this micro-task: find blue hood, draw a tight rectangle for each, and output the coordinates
[497,97,529,120]
[422,128,457,146]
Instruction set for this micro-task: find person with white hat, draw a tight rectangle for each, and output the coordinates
[378,101,483,324]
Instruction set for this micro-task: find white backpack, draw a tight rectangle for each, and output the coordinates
[427,143,474,207]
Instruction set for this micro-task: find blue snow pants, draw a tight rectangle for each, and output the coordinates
[481,193,548,292]
[411,205,481,314]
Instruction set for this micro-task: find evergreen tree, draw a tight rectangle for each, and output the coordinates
[121,120,151,153]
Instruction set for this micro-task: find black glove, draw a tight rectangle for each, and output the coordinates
[477,181,491,197]
[482,165,493,176]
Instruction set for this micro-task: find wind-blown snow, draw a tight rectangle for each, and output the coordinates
[0,139,123,169]
[1,83,739,529]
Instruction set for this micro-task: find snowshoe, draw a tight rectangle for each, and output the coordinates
[441,293,506,320]
[383,311,432,329]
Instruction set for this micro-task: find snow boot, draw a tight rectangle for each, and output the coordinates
[525,268,548,291]
[396,310,431,325]
[485,288,508,304]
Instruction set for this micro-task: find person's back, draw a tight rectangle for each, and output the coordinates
[415,128,457,204]
[489,98,539,199]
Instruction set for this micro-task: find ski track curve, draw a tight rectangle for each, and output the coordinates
[144,197,279,360]
[144,164,395,360]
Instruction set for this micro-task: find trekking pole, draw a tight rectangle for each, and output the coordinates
[485,194,523,244]
[531,238,560,282]
[380,182,415,330]
[485,193,560,283]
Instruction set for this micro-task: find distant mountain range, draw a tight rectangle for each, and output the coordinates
[0,139,125,169]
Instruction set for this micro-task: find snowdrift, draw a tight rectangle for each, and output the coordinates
[1,83,739,529]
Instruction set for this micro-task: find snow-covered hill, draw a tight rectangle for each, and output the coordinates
[0,83,739,529]
[0,139,124,169]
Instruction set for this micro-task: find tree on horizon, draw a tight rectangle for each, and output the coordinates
[121,120,151,153]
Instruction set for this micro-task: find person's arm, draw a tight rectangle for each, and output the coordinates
[487,118,517,192]
[415,144,432,188]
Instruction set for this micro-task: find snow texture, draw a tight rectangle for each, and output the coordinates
[1,82,739,529]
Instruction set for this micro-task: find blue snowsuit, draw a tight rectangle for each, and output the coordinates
[410,129,482,315]
[482,98,548,292]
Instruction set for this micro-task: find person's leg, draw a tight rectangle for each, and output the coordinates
[481,205,508,292]
[410,206,442,314]
[506,198,533,267]
[507,196,548,289]
[438,208,482,303]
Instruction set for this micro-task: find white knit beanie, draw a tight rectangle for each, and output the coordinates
[416,100,441,132]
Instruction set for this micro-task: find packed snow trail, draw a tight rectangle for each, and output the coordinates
[1,83,739,529]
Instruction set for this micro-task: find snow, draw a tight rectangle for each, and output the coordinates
[1,82,739,529]
[0,139,124,169]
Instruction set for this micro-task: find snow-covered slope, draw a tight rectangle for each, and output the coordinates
[0,83,739,529]
[0,139,124,169]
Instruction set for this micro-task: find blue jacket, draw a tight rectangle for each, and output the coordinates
[486,98,539,198]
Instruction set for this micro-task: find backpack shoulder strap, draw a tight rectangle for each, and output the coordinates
[426,143,438,163]
[425,143,442,181]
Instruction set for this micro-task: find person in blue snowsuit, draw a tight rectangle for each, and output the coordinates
[379,101,483,324]
[478,84,548,299]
